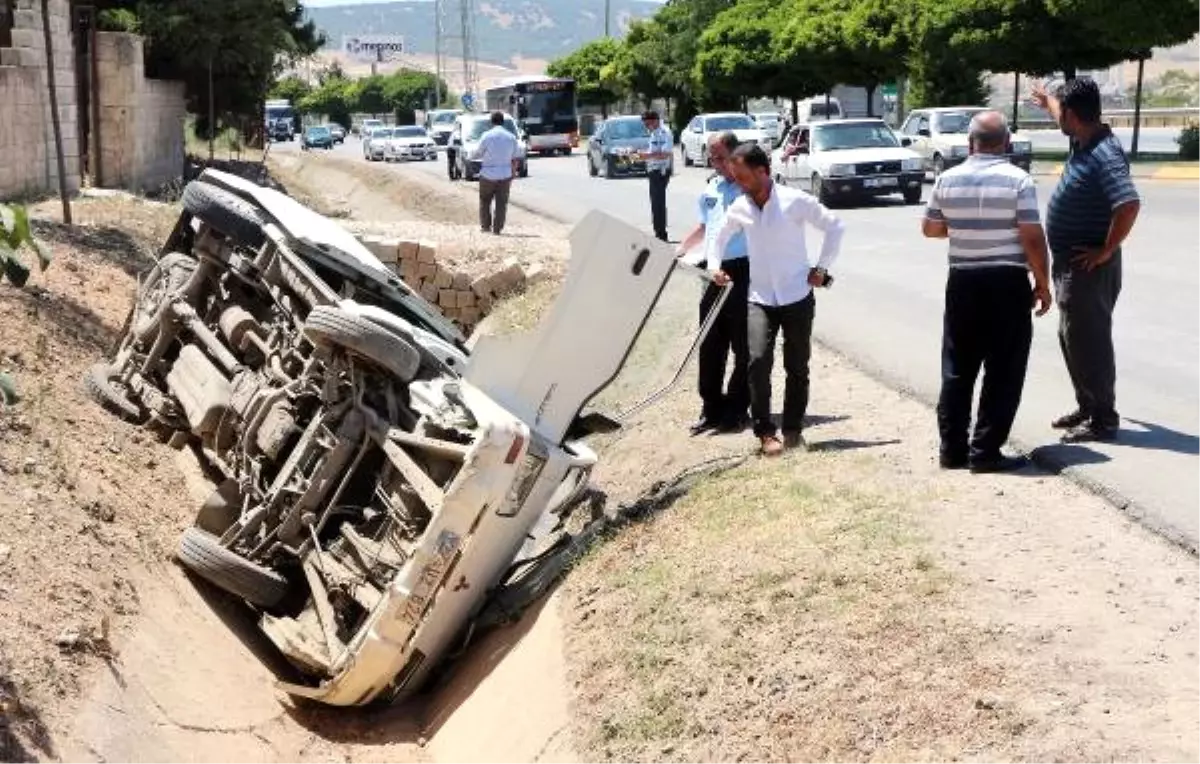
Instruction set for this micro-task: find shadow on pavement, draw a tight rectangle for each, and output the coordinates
[1119,418,1199,455]
[808,437,902,453]
[1029,442,1112,470]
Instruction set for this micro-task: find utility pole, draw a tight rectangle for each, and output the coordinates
[1012,72,1020,132]
[41,0,71,223]
[604,0,610,37]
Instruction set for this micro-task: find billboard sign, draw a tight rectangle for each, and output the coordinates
[342,35,405,61]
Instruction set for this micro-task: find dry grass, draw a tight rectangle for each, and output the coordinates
[564,451,1040,762]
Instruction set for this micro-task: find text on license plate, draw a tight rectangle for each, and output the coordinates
[863,177,898,188]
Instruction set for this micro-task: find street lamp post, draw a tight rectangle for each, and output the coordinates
[604,0,610,36]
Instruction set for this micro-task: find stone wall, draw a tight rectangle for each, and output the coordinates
[95,32,186,193]
[0,0,80,200]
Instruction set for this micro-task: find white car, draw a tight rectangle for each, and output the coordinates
[85,169,730,707]
[679,112,771,168]
[362,126,391,161]
[425,109,463,146]
[751,112,783,148]
[772,118,924,206]
[385,125,438,162]
[898,106,1034,179]
[449,114,529,181]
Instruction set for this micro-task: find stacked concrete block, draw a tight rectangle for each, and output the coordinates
[358,235,543,336]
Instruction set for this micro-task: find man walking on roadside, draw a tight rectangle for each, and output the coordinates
[471,111,521,235]
[1032,77,1141,442]
[708,144,844,457]
[676,131,749,435]
[642,110,674,242]
[922,111,1053,473]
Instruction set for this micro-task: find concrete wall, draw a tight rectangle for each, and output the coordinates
[95,32,186,192]
[0,0,81,200]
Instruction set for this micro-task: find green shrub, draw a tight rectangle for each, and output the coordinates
[97,8,141,34]
[0,205,52,287]
[1177,123,1199,161]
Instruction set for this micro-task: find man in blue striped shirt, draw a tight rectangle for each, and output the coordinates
[923,111,1053,473]
[1032,77,1141,442]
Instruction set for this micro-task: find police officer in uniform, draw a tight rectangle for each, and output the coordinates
[642,110,674,241]
[676,131,750,434]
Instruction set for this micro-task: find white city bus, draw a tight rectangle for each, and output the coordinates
[484,76,579,156]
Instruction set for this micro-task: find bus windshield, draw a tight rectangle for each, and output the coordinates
[514,82,576,129]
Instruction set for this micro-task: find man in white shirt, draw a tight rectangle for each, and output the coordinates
[471,112,521,234]
[709,143,844,456]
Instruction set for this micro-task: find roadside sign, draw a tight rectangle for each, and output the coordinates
[461,93,475,111]
[341,35,405,62]
[881,83,898,98]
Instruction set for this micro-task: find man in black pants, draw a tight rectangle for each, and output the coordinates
[676,132,748,434]
[709,144,844,456]
[642,110,673,241]
[922,111,1053,472]
[1032,77,1141,442]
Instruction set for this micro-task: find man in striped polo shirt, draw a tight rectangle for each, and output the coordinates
[923,111,1053,473]
[1032,77,1141,442]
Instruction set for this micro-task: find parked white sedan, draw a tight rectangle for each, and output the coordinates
[385,125,438,162]
[772,119,925,206]
[679,112,771,168]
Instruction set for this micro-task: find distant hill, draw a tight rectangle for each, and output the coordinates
[305,0,662,67]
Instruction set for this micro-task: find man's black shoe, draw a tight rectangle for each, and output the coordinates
[689,416,720,436]
[939,454,969,470]
[1061,422,1118,443]
[1051,409,1089,429]
[969,454,1029,474]
[719,414,750,433]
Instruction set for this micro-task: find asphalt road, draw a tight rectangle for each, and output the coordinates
[287,138,1199,547]
[1021,126,1181,155]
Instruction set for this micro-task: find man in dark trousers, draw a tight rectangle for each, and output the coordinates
[922,111,1053,473]
[709,144,844,456]
[1032,77,1141,442]
[676,131,749,435]
[642,110,674,241]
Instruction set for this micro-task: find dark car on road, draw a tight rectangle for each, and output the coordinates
[329,124,346,144]
[303,125,334,151]
[586,116,668,179]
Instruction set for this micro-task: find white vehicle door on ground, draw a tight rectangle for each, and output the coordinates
[466,211,729,444]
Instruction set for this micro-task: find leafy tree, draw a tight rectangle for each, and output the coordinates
[382,69,446,122]
[95,0,323,137]
[547,37,625,116]
[602,19,674,108]
[270,75,313,105]
[1145,68,1200,107]
[350,75,390,116]
[837,0,909,116]
[912,0,1137,80]
[298,77,354,127]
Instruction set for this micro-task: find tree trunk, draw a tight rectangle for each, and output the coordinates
[41,0,71,223]
[1063,66,1077,82]
[865,83,877,117]
[1131,56,1146,159]
[207,57,215,161]
[790,97,798,123]
[1011,72,1020,131]
[601,102,608,119]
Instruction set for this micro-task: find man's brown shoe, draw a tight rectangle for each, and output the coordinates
[760,435,784,457]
